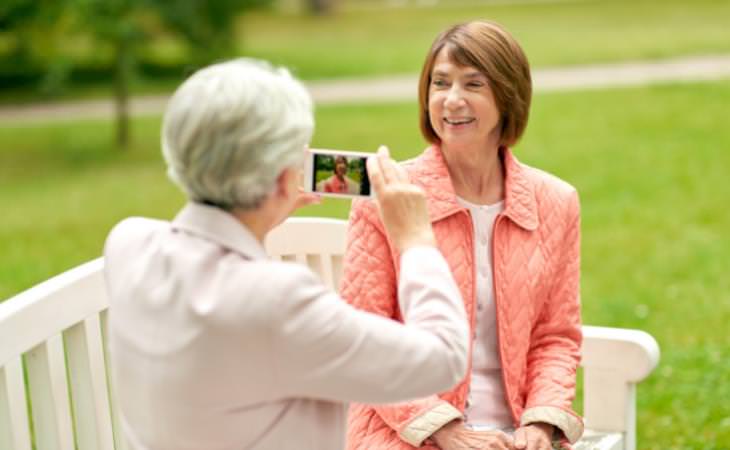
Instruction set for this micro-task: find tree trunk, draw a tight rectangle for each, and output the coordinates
[308,0,333,15]
[114,37,132,149]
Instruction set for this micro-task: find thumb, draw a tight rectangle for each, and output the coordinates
[513,428,527,449]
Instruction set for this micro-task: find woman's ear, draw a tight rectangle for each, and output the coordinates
[275,166,300,200]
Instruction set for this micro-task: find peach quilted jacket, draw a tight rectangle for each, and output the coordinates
[341,146,584,449]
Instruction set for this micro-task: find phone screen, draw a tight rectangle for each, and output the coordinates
[310,151,371,197]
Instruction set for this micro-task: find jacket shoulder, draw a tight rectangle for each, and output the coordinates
[513,164,579,228]
[521,163,577,200]
[104,217,168,258]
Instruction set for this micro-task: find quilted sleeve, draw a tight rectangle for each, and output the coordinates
[340,198,398,318]
[341,199,463,448]
[522,189,584,444]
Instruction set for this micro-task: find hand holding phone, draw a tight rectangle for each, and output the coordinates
[366,146,435,252]
[304,145,434,251]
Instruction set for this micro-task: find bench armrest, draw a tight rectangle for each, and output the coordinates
[580,325,660,450]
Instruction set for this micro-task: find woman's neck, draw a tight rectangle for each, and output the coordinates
[442,143,505,205]
[232,199,283,244]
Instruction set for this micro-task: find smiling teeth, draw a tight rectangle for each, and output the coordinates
[445,118,473,125]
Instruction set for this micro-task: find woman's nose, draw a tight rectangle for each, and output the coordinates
[444,85,465,108]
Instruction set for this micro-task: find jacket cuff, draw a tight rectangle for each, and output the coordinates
[521,406,584,444]
[399,402,463,447]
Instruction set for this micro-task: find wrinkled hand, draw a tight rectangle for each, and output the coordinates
[292,188,321,211]
[367,145,435,252]
[274,185,321,227]
[432,420,515,450]
[513,423,553,450]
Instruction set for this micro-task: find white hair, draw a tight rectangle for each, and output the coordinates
[161,58,314,210]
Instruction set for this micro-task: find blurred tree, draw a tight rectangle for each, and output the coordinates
[0,0,71,93]
[306,0,334,15]
[73,0,271,149]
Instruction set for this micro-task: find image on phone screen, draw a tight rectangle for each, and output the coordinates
[307,150,371,198]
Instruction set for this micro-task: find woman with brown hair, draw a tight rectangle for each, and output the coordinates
[319,155,361,194]
[342,21,584,450]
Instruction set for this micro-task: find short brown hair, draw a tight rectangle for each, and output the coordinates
[418,20,532,147]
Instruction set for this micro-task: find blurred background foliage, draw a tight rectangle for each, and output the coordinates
[1,0,273,146]
[3,0,730,148]
[1,0,730,448]
[3,0,730,98]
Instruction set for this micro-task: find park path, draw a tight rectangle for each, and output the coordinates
[2,54,730,125]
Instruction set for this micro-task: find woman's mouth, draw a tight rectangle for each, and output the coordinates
[444,117,475,126]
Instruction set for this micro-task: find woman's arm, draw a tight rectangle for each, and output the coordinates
[270,149,470,406]
[340,200,465,447]
[268,243,468,404]
[521,189,584,444]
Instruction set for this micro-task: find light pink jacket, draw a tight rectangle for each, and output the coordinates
[342,146,584,449]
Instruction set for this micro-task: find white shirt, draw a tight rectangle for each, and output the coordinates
[457,197,513,429]
[104,203,468,450]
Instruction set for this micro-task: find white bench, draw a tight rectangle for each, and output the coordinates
[0,217,659,450]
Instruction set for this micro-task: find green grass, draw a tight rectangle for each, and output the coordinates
[2,80,730,448]
[3,0,730,103]
[242,0,730,79]
[522,82,730,449]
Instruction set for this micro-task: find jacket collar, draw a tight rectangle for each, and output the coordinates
[171,202,269,260]
[407,145,538,230]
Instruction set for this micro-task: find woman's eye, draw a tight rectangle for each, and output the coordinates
[467,82,484,88]
[432,79,448,87]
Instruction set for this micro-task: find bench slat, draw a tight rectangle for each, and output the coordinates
[0,358,33,450]
[101,310,130,450]
[65,316,116,450]
[331,254,344,293]
[317,254,336,290]
[26,335,75,450]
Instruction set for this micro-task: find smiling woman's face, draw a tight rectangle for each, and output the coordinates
[334,157,348,177]
[428,47,501,152]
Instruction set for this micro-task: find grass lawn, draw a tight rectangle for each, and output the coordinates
[243,0,730,79]
[2,79,729,448]
[3,0,730,103]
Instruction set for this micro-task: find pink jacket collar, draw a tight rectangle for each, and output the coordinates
[405,145,539,231]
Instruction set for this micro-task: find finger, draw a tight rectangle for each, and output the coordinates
[513,428,527,449]
[376,145,401,185]
[297,192,321,206]
[366,151,386,196]
[377,144,390,158]
[389,158,409,183]
[376,145,408,184]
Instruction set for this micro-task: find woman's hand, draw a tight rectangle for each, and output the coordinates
[432,420,514,450]
[513,423,554,450]
[291,188,321,211]
[273,182,321,228]
[367,145,436,252]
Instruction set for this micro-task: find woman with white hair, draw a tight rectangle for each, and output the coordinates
[103,58,469,450]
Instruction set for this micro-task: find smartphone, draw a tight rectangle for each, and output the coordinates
[304,148,372,199]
